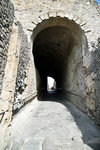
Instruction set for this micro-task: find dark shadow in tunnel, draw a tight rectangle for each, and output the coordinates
[38,91,100,150]
[33,26,71,94]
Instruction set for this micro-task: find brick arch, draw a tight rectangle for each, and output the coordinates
[32,12,87,37]
[30,10,91,47]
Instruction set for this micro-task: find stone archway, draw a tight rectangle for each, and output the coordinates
[32,16,88,110]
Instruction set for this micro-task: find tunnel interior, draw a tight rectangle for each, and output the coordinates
[32,17,87,99]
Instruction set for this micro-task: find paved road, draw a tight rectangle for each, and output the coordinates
[10,92,100,150]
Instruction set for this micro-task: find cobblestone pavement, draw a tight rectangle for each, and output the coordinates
[10,92,100,150]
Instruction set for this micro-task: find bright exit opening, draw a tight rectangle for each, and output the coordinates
[47,76,56,92]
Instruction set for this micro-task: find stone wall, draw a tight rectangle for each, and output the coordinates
[12,21,36,113]
[13,22,30,112]
[86,38,100,124]
[0,0,14,149]
[0,0,14,93]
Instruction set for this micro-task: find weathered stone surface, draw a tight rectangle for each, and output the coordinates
[10,94,100,150]
[9,0,100,125]
[0,0,14,93]
[0,0,100,149]
[0,23,21,149]
[0,0,14,149]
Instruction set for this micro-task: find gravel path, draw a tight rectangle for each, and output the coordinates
[10,92,100,150]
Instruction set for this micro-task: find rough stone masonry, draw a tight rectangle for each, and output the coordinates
[0,0,14,149]
[0,0,100,149]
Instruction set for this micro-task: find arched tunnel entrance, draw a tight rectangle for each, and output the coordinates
[32,17,87,100]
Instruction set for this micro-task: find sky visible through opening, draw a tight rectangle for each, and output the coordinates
[96,0,100,5]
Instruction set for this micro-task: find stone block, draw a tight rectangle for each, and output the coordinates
[40,13,49,20]
[48,11,57,17]
[56,10,65,17]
